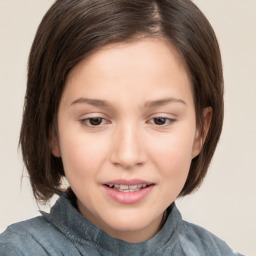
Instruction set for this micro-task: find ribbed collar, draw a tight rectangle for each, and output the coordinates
[43,190,183,255]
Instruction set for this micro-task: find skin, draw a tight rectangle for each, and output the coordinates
[52,37,211,243]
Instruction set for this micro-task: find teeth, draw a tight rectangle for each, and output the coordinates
[138,184,147,188]
[129,185,138,190]
[108,184,149,192]
[120,185,129,190]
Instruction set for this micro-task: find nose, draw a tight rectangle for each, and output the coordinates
[110,123,145,169]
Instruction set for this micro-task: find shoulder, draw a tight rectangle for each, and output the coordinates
[0,216,63,255]
[177,220,243,256]
[0,216,45,239]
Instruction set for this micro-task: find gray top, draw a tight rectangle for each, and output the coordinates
[0,191,243,256]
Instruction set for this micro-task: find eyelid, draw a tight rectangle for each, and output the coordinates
[77,111,107,118]
[146,113,177,127]
[81,117,107,126]
[78,113,111,128]
[148,117,175,125]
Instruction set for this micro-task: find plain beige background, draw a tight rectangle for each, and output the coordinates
[0,1,255,255]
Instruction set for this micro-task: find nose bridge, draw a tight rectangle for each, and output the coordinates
[110,121,144,168]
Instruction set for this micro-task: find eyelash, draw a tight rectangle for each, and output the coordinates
[148,117,175,126]
[80,117,108,127]
[79,116,175,128]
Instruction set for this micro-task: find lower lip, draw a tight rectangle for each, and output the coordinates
[103,185,154,204]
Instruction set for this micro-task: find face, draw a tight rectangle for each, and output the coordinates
[52,38,204,243]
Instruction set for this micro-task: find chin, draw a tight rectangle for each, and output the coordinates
[101,209,162,234]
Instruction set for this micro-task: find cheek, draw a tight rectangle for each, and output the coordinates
[147,132,194,201]
[59,130,109,179]
[148,129,195,176]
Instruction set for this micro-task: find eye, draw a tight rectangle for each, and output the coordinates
[149,117,174,126]
[81,117,107,126]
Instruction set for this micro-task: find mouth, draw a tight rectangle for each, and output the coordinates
[103,180,154,204]
[104,184,151,193]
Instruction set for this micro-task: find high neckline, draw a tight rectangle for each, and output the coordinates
[43,191,183,255]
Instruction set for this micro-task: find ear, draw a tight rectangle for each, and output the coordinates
[51,137,61,157]
[49,127,61,157]
[192,107,212,158]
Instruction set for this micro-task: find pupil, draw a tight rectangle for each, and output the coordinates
[154,117,166,125]
[89,118,102,125]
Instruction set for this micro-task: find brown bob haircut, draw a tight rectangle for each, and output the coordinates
[20,0,223,202]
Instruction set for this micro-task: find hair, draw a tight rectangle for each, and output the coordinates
[20,0,224,202]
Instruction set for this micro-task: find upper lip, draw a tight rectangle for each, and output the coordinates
[104,179,153,186]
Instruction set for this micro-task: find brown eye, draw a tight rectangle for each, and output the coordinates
[88,117,103,126]
[153,117,168,125]
[81,117,106,126]
[148,117,175,126]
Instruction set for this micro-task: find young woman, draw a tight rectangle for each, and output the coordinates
[0,0,243,255]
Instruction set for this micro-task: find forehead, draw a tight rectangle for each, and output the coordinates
[62,37,193,108]
[68,37,188,79]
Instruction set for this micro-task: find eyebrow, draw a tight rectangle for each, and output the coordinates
[71,97,187,108]
[144,98,187,108]
[71,98,110,107]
